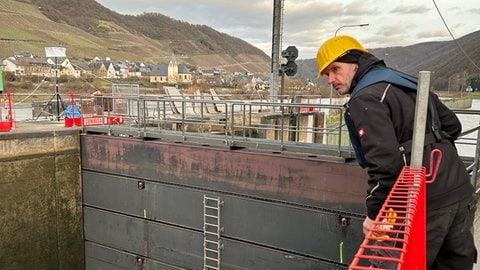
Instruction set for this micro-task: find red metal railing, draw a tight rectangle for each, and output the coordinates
[0,92,14,132]
[349,166,427,270]
[64,93,125,127]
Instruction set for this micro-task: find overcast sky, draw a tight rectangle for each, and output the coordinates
[95,0,479,60]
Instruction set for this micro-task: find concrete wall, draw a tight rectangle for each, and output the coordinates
[0,127,84,270]
[441,97,472,109]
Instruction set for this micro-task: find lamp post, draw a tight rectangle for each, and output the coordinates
[329,23,369,104]
[334,23,369,36]
[448,75,453,94]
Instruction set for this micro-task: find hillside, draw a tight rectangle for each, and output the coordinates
[369,31,480,91]
[0,0,270,73]
[297,31,480,91]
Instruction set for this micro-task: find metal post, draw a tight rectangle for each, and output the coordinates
[54,57,61,121]
[270,0,283,103]
[280,70,285,104]
[448,76,451,94]
[329,84,333,104]
[472,124,480,190]
[410,71,431,168]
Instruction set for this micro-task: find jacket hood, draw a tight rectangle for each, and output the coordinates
[349,52,385,94]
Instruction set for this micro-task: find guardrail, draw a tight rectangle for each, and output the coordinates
[59,94,480,176]
[76,94,356,159]
[67,94,479,194]
[452,109,480,190]
[13,92,480,186]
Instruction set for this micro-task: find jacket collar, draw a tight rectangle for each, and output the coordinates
[349,52,385,94]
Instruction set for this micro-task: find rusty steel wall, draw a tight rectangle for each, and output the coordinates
[81,133,369,269]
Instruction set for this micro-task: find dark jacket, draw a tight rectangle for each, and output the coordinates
[346,53,474,219]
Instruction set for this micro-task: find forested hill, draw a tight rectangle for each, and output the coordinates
[296,30,480,91]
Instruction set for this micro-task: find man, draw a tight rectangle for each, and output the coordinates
[316,35,476,269]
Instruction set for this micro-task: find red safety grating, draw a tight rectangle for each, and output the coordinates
[349,166,426,270]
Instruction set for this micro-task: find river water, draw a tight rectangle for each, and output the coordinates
[454,99,480,157]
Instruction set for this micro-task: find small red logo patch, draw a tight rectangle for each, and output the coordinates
[358,128,366,138]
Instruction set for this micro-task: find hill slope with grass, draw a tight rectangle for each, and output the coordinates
[0,0,271,73]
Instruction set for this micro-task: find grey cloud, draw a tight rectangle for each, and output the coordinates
[415,29,451,39]
[390,5,429,15]
[344,1,378,16]
[95,0,479,60]
[470,8,480,15]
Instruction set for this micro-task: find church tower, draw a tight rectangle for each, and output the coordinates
[167,53,178,84]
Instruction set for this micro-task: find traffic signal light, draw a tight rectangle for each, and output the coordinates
[281,46,298,77]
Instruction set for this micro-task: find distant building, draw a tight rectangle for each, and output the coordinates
[13,51,33,58]
[22,57,51,77]
[89,61,116,78]
[2,58,25,76]
[150,53,192,84]
[70,60,93,77]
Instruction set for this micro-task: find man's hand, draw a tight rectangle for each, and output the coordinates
[363,216,374,235]
[363,209,396,237]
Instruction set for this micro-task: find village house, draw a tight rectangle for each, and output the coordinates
[193,67,226,86]
[1,51,264,90]
[149,53,192,85]
[2,57,25,76]
[19,57,51,77]
[46,57,81,78]
[89,59,116,79]
[116,61,130,78]
[70,60,93,78]
[2,53,81,79]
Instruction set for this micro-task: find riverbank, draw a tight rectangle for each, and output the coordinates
[440,96,472,109]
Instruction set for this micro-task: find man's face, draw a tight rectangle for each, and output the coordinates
[324,62,358,95]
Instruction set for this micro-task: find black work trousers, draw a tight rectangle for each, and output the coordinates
[427,195,477,270]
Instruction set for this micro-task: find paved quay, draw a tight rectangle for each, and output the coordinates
[8,119,79,131]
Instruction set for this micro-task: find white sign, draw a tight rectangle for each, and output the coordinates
[45,47,66,58]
